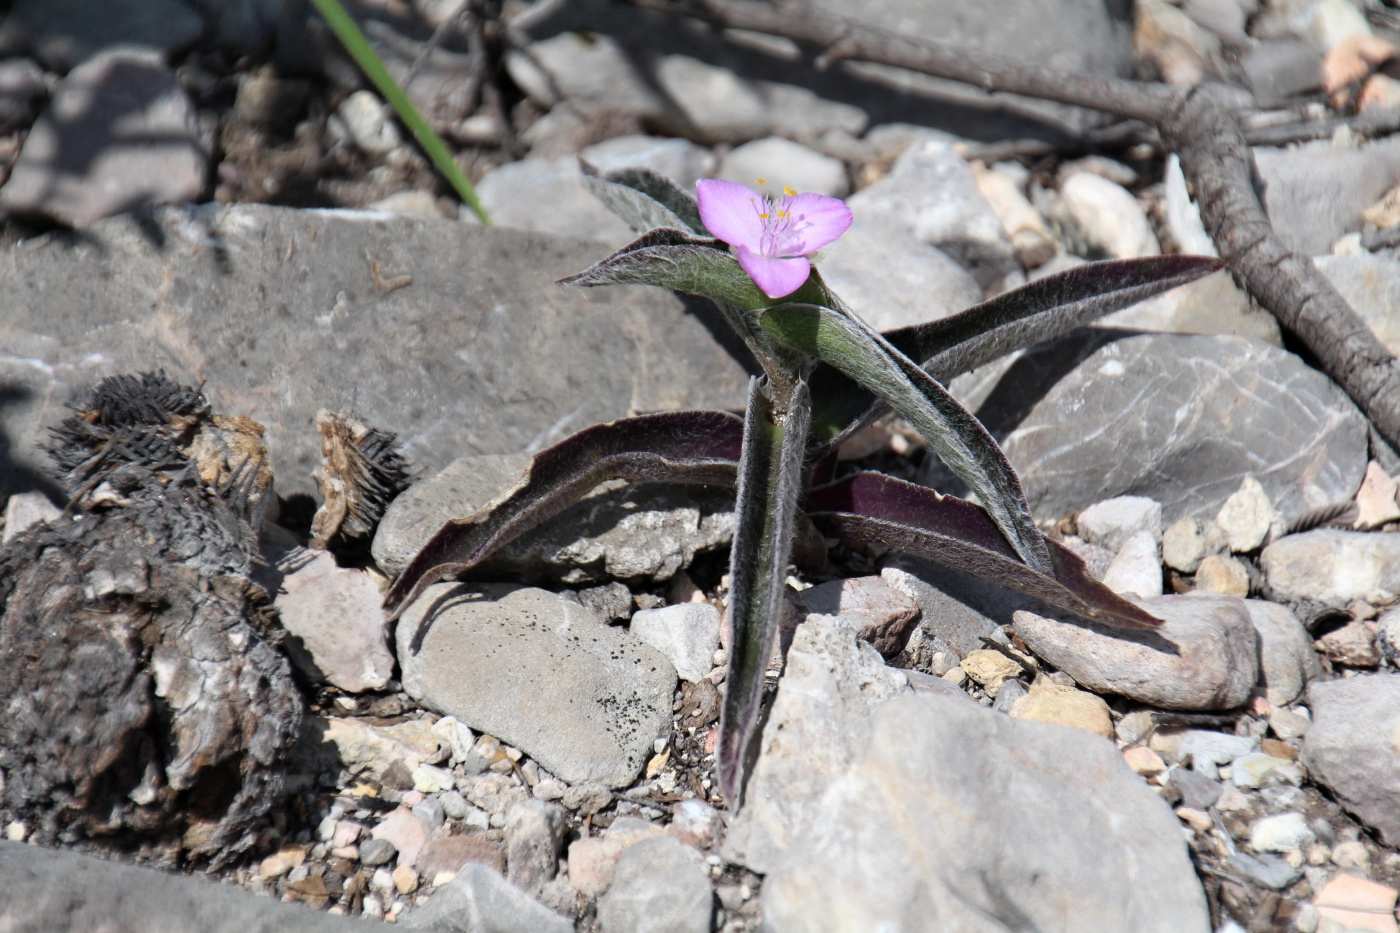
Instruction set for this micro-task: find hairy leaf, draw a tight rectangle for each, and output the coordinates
[558,228,769,309]
[809,255,1224,445]
[807,473,1162,632]
[720,377,811,804]
[757,302,1052,574]
[382,411,744,620]
[580,162,704,234]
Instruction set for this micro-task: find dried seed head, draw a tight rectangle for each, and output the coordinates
[310,410,412,550]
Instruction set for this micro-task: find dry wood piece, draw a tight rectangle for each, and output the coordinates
[309,409,412,551]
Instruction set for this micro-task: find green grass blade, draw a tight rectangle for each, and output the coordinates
[310,0,490,223]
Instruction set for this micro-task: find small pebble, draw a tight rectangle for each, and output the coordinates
[1249,812,1314,853]
[359,837,398,867]
[392,864,419,895]
[1193,554,1250,597]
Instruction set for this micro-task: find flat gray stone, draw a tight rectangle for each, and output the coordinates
[717,138,848,197]
[1261,529,1400,607]
[1256,137,1400,255]
[373,454,735,584]
[579,135,716,190]
[753,694,1208,931]
[396,584,676,787]
[1315,254,1400,356]
[0,204,751,502]
[597,836,713,933]
[401,863,573,933]
[8,0,203,70]
[473,157,634,242]
[273,550,393,693]
[1013,594,1260,710]
[0,50,207,227]
[0,840,376,932]
[629,603,721,683]
[1244,599,1321,706]
[1301,674,1400,846]
[933,332,1367,527]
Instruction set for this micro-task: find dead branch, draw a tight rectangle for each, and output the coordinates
[623,0,1400,451]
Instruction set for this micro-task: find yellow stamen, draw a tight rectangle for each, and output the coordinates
[758,212,770,219]
[783,185,797,197]
[755,177,768,186]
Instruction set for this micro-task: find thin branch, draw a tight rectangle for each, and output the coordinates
[622,0,1400,451]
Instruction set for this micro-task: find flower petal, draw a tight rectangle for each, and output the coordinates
[783,193,853,254]
[738,245,811,299]
[696,179,764,251]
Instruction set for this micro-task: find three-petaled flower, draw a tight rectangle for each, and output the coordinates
[695,178,853,300]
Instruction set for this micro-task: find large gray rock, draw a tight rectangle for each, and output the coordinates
[1261,529,1400,607]
[596,836,713,933]
[1255,137,1400,255]
[0,840,376,932]
[1012,594,1260,710]
[932,332,1367,526]
[733,623,1209,932]
[396,584,676,787]
[0,50,207,227]
[1301,674,1400,846]
[401,863,573,933]
[6,0,203,70]
[0,204,751,501]
[372,454,735,584]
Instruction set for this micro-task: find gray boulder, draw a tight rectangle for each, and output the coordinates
[1301,674,1400,846]
[0,204,750,501]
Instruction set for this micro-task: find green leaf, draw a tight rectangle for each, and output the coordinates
[757,302,1052,574]
[719,377,811,805]
[309,0,489,223]
[558,228,770,309]
[808,255,1223,446]
[579,162,705,234]
[807,472,1163,634]
[383,411,744,622]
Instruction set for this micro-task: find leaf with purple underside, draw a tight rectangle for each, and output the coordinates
[383,411,744,620]
[806,472,1162,633]
[719,377,811,804]
[808,255,1224,447]
[579,162,705,235]
[757,301,1052,575]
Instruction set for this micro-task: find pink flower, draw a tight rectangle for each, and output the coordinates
[695,178,853,300]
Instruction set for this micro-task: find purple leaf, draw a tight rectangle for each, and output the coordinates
[806,472,1162,632]
[383,411,743,620]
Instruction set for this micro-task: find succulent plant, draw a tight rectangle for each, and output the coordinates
[384,166,1221,806]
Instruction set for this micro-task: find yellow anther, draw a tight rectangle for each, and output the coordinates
[755,176,768,186]
[782,185,797,197]
[758,212,770,219]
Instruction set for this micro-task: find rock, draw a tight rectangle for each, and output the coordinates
[417,834,506,881]
[596,836,713,933]
[1315,255,1400,358]
[1134,0,1221,85]
[1176,730,1258,779]
[1249,812,1314,853]
[312,716,447,782]
[717,138,848,197]
[1262,530,1400,607]
[974,163,1057,268]
[1163,517,1220,574]
[373,454,734,585]
[1103,529,1164,598]
[1216,476,1276,552]
[473,157,633,243]
[0,50,206,227]
[431,717,476,767]
[960,649,1024,694]
[1354,461,1400,529]
[1314,874,1400,933]
[817,215,983,331]
[1100,267,1281,344]
[333,90,400,156]
[273,550,393,693]
[1077,496,1164,553]
[1010,679,1114,738]
[793,575,921,659]
[1245,600,1321,706]
[504,800,566,892]
[579,135,716,190]
[372,808,430,868]
[400,864,572,933]
[628,603,721,684]
[0,840,373,932]
[936,332,1367,527]
[1317,620,1381,667]
[1012,594,1260,710]
[1195,554,1250,597]
[1164,154,1216,256]
[845,140,1019,292]
[1,491,61,545]
[413,764,454,795]
[1170,768,1224,811]
[1123,745,1167,775]
[1379,606,1400,664]
[506,32,671,123]
[722,615,911,873]
[1255,137,1400,255]
[1242,39,1321,100]
[0,206,751,501]
[397,585,675,787]
[359,837,397,867]
[1303,674,1400,845]
[880,559,1017,657]
[8,0,203,70]
[755,692,1208,931]
[567,817,668,897]
[0,58,47,134]
[1057,173,1161,259]
[1231,752,1303,789]
[668,799,722,849]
